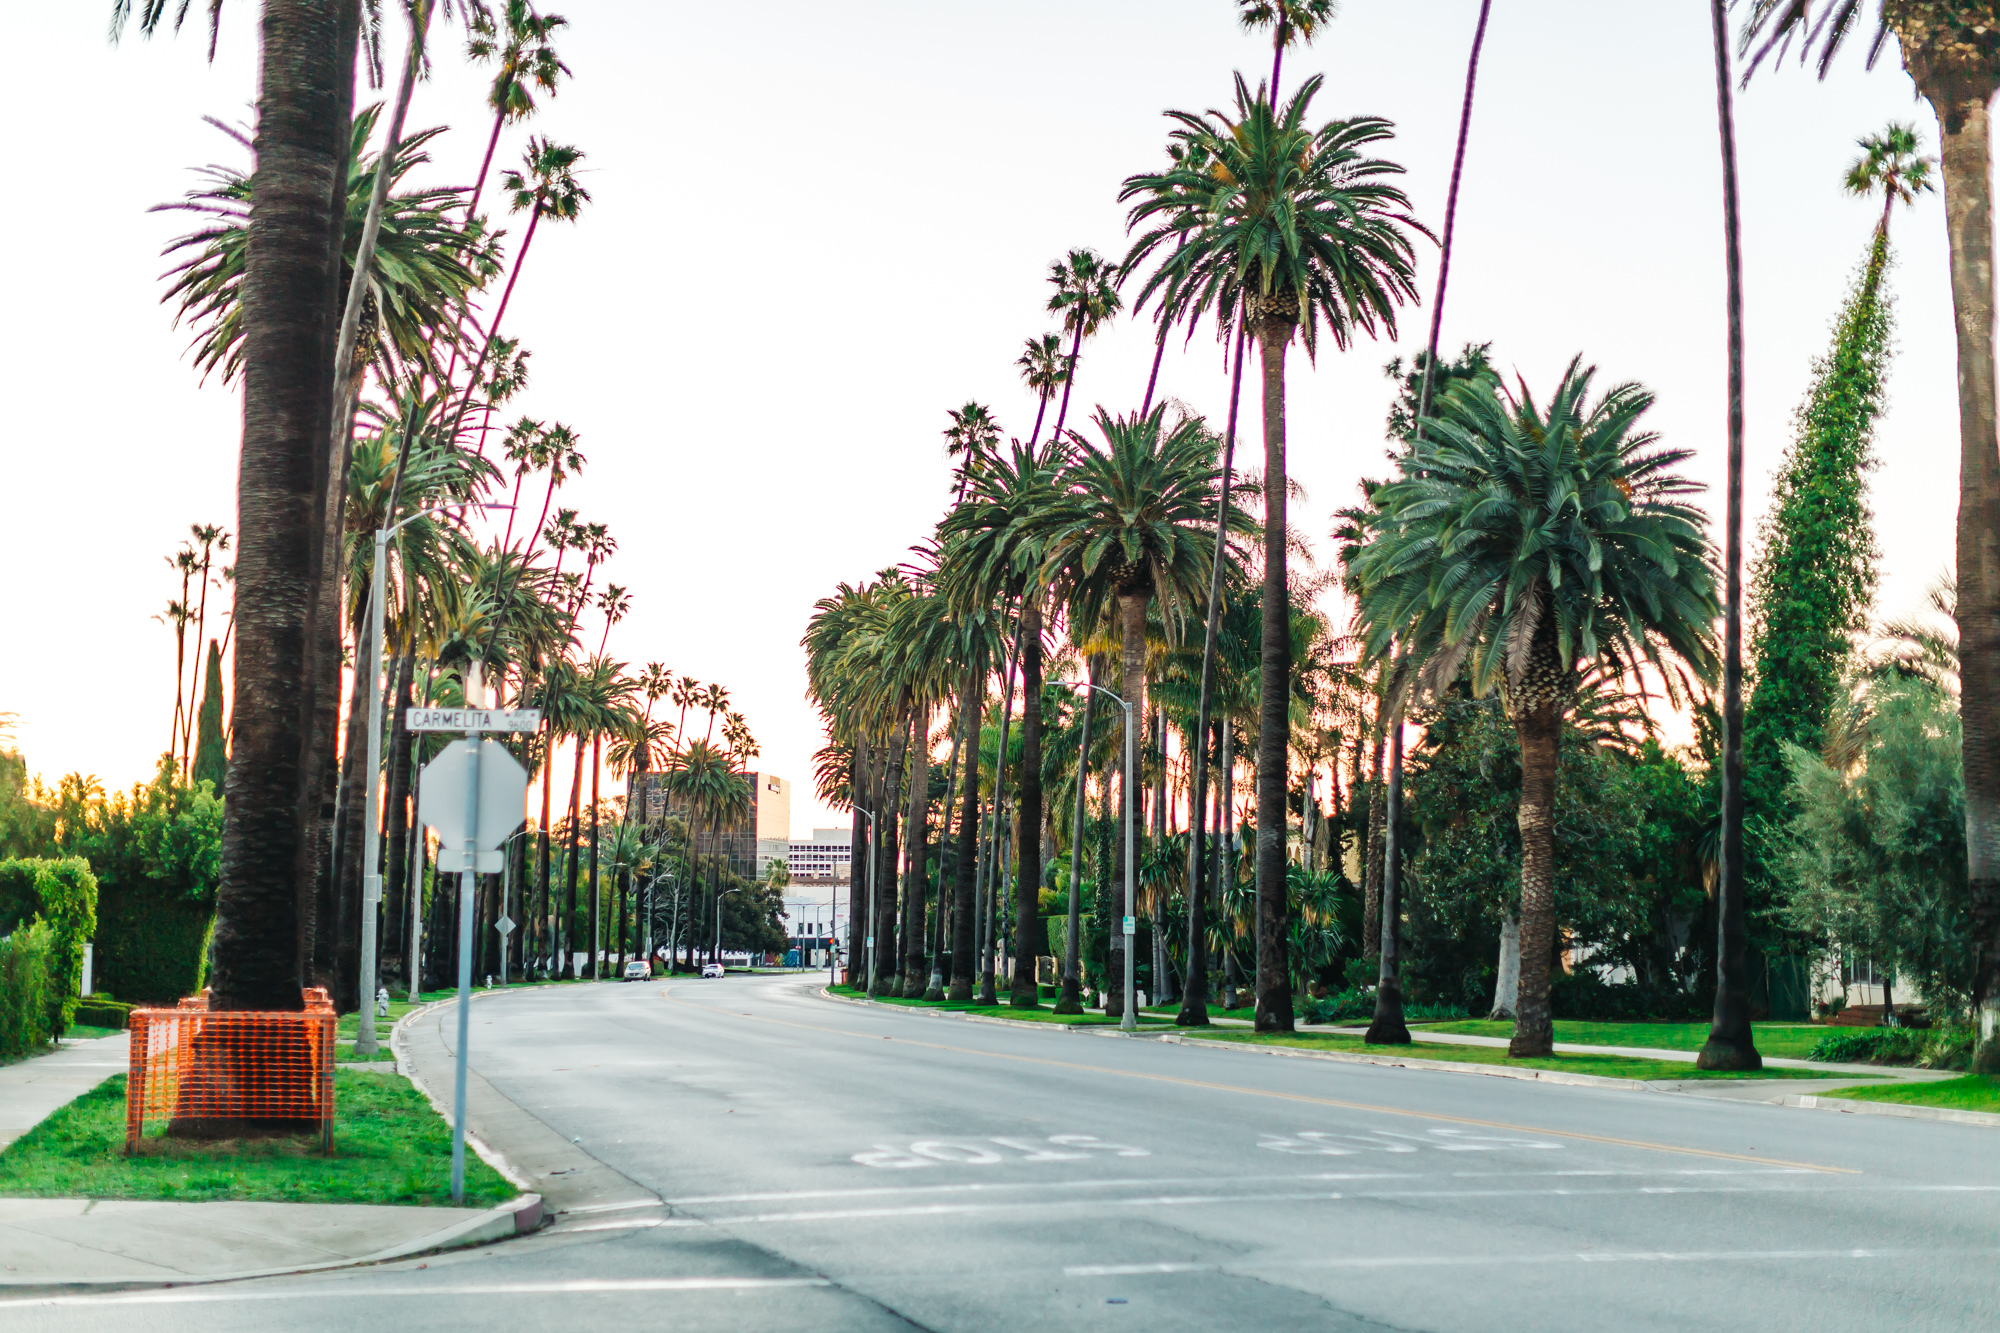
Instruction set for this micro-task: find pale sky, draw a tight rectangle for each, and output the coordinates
[3,1,1965,836]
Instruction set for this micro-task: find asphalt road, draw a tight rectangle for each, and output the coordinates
[12,974,1999,1331]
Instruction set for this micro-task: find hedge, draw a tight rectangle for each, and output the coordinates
[0,919,57,1059]
[93,876,212,1005]
[73,998,133,1030]
[0,857,97,1034]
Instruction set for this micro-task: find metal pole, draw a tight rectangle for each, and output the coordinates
[450,664,484,1205]
[355,530,390,1057]
[857,808,877,991]
[1122,697,1137,1031]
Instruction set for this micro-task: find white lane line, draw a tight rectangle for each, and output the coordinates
[1064,1248,2000,1278]
[13,1278,835,1308]
[665,1171,1411,1206]
[659,1162,1822,1209]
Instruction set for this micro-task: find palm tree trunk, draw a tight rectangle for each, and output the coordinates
[1698,0,1761,1071]
[1057,656,1102,1015]
[1217,723,1237,1008]
[977,634,1022,1005]
[1509,698,1562,1057]
[564,733,584,978]
[1362,725,1385,962]
[588,735,602,980]
[1012,598,1046,1007]
[466,108,507,228]
[1364,720,1411,1045]
[330,604,373,1012]
[1252,329,1294,1033]
[948,654,985,1002]
[1027,389,1052,450]
[209,0,357,1014]
[1108,587,1149,1019]
[846,748,867,986]
[1050,323,1085,444]
[536,732,554,977]
[1895,59,2000,1072]
[383,655,413,972]
[901,712,932,997]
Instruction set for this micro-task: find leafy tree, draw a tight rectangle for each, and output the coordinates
[1782,672,1975,1013]
[1345,361,1720,1057]
[191,640,229,793]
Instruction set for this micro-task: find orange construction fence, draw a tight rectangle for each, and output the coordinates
[125,988,337,1151]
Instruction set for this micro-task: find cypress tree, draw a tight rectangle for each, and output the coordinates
[1743,126,1929,919]
[192,640,228,794]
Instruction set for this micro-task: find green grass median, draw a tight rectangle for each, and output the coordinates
[1182,1030,1867,1081]
[1421,1019,1836,1060]
[0,1071,514,1206]
[1818,1074,2000,1113]
[829,983,1176,1027]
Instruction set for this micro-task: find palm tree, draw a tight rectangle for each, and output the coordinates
[464,0,572,224]
[527,425,585,554]
[1037,406,1251,1017]
[1017,333,1070,448]
[1120,75,1423,1031]
[1345,361,1721,1058]
[944,441,1074,1005]
[155,108,499,389]
[499,417,548,545]
[1739,0,2000,1071]
[1044,249,1125,444]
[660,740,751,968]
[580,657,641,980]
[943,402,1003,505]
[1236,0,1340,106]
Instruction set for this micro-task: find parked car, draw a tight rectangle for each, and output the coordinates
[622,960,650,982]
[701,962,725,979]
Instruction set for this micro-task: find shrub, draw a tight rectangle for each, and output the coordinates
[1548,970,1706,1022]
[0,919,58,1059]
[0,858,98,1034]
[1808,1026,1973,1070]
[73,998,133,1030]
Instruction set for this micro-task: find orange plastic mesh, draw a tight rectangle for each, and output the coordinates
[125,993,336,1151]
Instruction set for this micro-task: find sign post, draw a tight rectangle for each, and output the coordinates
[414,688,536,1204]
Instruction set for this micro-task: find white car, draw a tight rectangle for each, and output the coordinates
[622,960,650,982]
[701,962,726,979]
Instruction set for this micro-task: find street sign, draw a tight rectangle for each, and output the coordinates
[407,707,542,733]
[419,738,529,853]
[495,916,516,937]
[1122,915,1136,936]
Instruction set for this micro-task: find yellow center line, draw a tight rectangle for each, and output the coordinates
[657,985,1853,1175]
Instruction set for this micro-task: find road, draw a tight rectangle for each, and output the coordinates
[11,974,1999,1331]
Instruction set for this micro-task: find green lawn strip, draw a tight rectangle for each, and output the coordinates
[1422,1019,1835,1061]
[1144,1005,1256,1021]
[1817,1074,2000,1113]
[0,1071,514,1206]
[827,984,1173,1027]
[1183,1030,1856,1080]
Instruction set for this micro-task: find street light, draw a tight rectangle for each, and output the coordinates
[854,805,877,992]
[356,500,507,1059]
[712,883,747,966]
[1050,679,1136,1032]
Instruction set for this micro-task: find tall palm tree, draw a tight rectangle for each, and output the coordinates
[1017,333,1070,448]
[1037,405,1251,1017]
[1740,0,2000,1072]
[1120,75,1423,1031]
[943,439,1073,1005]
[596,583,632,655]
[1044,249,1125,444]
[527,424,585,553]
[943,402,1003,505]
[464,0,571,224]
[1236,0,1340,106]
[1345,361,1721,1058]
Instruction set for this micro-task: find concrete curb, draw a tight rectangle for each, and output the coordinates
[1160,1033,1656,1090]
[817,985,1178,1036]
[1783,1091,2000,1128]
[0,1194,547,1294]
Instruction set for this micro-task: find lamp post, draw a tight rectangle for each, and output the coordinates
[853,806,877,992]
[712,883,746,966]
[1051,679,1135,1030]
[355,500,506,1059]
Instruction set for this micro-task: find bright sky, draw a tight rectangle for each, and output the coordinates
[3,1,1966,837]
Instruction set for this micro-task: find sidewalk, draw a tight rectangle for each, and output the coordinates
[0,1033,129,1153]
[0,1015,539,1290]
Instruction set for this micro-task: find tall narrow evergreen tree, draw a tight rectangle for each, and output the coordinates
[1744,124,1926,913]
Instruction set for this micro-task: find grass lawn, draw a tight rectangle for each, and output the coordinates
[0,1070,514,1206]
[1819,1075,2000,1113]
[829,984,1177,1028]
[1184,1030,1863,1081]
[1421,1019,1835,1061]
[1144,1004,1256,1021]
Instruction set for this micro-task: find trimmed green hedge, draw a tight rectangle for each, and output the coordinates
[73,998,132,1030]
[1809,1026,1974,1070]
[94,877,211,1005]
[0,858,97,1034]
